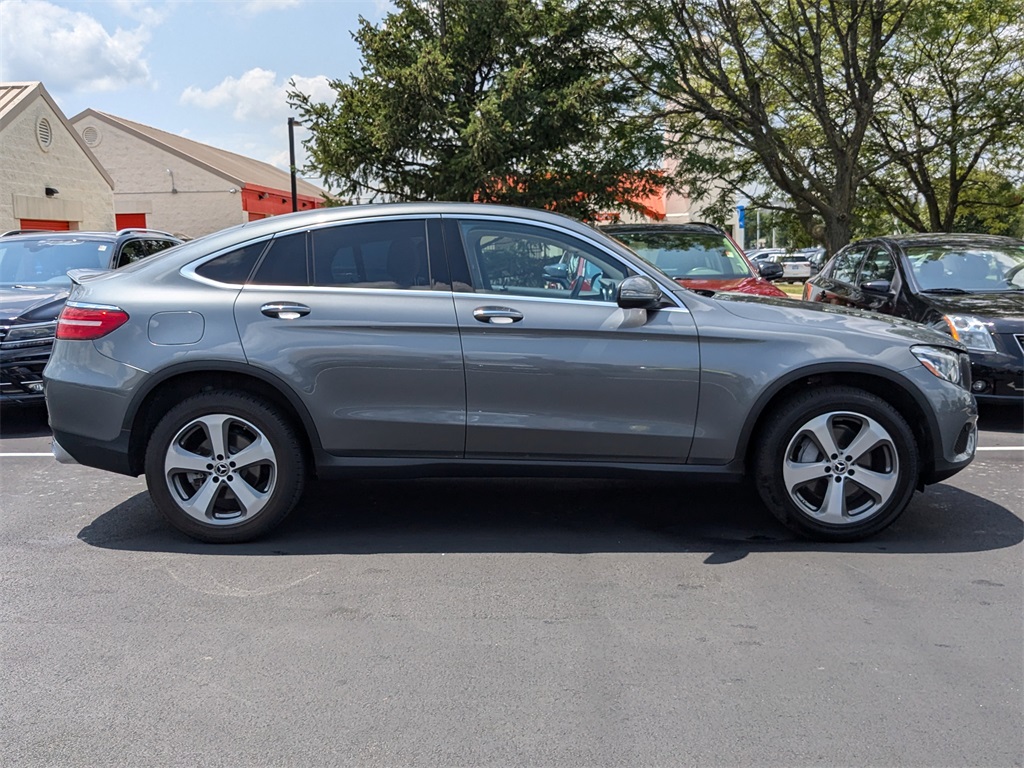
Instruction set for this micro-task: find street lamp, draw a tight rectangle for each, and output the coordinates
[288,117,303,212]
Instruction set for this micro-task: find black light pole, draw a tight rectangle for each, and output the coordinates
[288,117,301,212]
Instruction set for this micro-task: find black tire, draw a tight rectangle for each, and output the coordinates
[144,391,306,543]
[753,386,919,541]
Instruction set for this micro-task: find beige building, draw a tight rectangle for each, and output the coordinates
[0,81,115,232]
[70,110,325,239]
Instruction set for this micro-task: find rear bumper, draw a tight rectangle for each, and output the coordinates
[50,428,135,476]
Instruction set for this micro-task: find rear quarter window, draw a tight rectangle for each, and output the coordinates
[194,241,268,284]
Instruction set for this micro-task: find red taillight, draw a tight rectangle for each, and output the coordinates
[56,304,129,340]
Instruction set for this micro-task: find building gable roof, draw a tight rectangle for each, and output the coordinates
[0,81,114,188]
[69,109,324,198]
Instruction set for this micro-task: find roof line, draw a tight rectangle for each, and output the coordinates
[1,82,114,189]
[70,108,243,186]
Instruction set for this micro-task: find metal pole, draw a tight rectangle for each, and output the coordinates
[288,117,299,213]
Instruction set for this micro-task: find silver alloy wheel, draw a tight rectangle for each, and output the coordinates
[781,411,900,525]
[164,413,278,526]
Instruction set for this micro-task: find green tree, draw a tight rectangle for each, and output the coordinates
[864,0,1024,233]
[612,0,912,255]
[289,0,664,219]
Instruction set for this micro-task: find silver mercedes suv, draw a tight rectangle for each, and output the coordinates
[44,204,978,543]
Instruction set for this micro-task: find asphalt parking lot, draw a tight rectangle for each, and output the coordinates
[1,404,1021,767]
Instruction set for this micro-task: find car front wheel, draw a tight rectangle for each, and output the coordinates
[144,391,306,543]
[753,387,919,541]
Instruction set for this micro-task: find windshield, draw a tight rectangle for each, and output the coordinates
[907,242,1024,292]
[0,239,111,288]
[608,230,752,280]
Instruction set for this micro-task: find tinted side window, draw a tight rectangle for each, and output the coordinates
[195,241,267,283]
[251,232,309,286]
[311,219,430,289]
[858,247,896,283]
[830,247,867,284]
[457,220,633,302]
[116,240,148,268]
[146,238,178,256]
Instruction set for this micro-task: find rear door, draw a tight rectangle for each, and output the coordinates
[443,215,700,463]
[232,216,466,457]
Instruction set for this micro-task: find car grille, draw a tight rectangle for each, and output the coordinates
[0,358,47,397]
[1015,334,1024,356]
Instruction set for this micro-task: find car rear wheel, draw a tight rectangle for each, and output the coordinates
[753,387,919,541]
[144,391,305,543]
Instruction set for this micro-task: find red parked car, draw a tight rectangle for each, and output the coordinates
[602,223,787,297]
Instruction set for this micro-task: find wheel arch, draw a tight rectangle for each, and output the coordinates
[739,363,938,482]
[124,362,321,477]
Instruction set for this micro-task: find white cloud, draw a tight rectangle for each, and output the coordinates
[0,0,153,92]
[180,68,334,123]
[239,0,303,13]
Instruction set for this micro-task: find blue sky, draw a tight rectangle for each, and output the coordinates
[0,0,393,187]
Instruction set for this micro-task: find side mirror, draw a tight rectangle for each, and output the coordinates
[758,261,785,281]
[860,280,892,295]
[617,275,663,309]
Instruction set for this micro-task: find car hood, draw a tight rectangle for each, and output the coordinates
[917,291,1024,327]
[0,285,69,324]
[709,291,961,348]
[676,275,787,298]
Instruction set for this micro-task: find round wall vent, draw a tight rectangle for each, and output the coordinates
[36,117,53,151]
[81,125,100,147]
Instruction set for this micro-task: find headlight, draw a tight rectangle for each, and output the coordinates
[934,314,996,352]
[2,321,57,347]
[912,345,970,388]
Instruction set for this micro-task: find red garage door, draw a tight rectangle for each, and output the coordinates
[19,218,70,231]
[115,213,147,229]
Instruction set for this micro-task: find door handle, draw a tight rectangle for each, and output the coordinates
[473,306,524,324]
[261,302,311,319]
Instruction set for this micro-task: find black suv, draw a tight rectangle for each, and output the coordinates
[0,228,182,404]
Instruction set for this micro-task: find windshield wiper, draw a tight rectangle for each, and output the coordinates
[921,287,969,294]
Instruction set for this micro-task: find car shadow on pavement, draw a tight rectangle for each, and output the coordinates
[78,477,1022,564]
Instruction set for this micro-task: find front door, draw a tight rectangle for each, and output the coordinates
[445,216,700,463]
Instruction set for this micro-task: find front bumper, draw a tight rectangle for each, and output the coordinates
[0,345,51,404]
[968,340,1023,401]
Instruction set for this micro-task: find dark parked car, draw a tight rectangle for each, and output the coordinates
[804,234,1024,402]
[602,223,787,297]
[0,229,182,404]
[44,204,977,544]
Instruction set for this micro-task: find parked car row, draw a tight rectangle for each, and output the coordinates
[0,229,183,404]
[804,234,1024,403]
[42,204,977,545]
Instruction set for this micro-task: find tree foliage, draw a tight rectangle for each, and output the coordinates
[289,0,664,220]
[864,0,1024,233]
[612,0,1024,252]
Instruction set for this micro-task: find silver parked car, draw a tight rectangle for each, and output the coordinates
[44,204,978,543]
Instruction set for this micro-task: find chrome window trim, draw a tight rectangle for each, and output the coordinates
[463,289,691,313]
[237,284,455,299]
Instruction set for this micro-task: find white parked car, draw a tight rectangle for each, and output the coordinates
[770,252,814,282]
